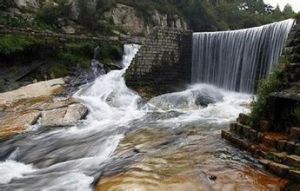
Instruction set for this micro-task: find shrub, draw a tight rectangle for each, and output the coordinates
[0,35,35,54]
[36,0,70,26]
[250,63,288,127]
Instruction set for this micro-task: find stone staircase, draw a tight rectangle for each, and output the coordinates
[222,114,300,181]
[222,19,300,183]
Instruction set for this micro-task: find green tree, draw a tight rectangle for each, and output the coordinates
[282,3,295,18]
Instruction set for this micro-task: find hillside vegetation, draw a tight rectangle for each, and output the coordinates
[0,0,296,34]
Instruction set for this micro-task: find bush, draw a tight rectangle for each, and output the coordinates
[0,35,35,54]
[36,0,70,26]
[250,63,288,127]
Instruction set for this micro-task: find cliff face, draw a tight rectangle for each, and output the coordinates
[103,3,187,35]
[1,0,188,36]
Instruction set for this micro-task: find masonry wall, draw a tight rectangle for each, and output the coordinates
[125,27,192,94]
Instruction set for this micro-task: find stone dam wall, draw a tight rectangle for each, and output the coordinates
[125,27,192,95]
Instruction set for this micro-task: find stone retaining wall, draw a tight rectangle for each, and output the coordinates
[125,27,192,95]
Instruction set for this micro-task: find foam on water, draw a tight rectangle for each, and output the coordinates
[0,160,35,184]
[75,44,144,128]
[149,83,252,125]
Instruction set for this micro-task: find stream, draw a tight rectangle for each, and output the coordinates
[0,44,287,191]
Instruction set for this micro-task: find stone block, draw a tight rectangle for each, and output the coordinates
[249,128,258,142]
[230,123,237,132]
[295,144,300,156]
[285,155,300,167]
[277,140,288,152]
[237,113,250,125]
[268,162,289,176]
[289,127,300,141]
[262,135,277,148]
[286,141,297,154]
[260,120,270,132]
[289,170,300,182]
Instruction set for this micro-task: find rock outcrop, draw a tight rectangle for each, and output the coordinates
[40,103,88,127]
[2,1,188,36]
[13,0,40,10]
[104,3,188,35]
[0,78,88,141]
[0,78,64,106]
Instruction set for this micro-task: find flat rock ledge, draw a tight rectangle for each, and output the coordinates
[0,79,89,141]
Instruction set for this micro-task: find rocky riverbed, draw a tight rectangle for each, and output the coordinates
[0,78,88,141]
[0,45,294,191]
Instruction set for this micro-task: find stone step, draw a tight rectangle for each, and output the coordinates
[259,158,300,181]
[289,169,300,182]
[221,130,251,150]
[259,159,290,177]
[285,155,300,168]
[289,127,300,141]
[270,90,300,102]
[229,122,260,142]
[237,113,250,126]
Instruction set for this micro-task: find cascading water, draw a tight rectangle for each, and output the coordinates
[0,34,287,189]
[0,44,143,190]
[192,19,295,93]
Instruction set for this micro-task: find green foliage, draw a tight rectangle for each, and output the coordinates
[250,63,288,127]
[0,16,53,31]
[36,0,70,26]
[48,62,68,77]
[1,0,297,35]
[0,35,36,54]
[99,42,123,64]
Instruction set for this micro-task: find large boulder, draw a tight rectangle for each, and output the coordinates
[193,88,224,107]
[0,78,64,106]
[0,79,88,140]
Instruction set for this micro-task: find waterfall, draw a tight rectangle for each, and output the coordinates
[192,19,295,93]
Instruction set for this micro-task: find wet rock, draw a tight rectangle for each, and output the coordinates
[209,175,217,181]
[40,104,88,127]
[286,141,297,154]
[277,140,288,152]
[295,144,300,155]
[268,162,290,176]
[193,89,223,107]
[285,155,300,167]
[237,113,250,125]
[289,170,300,181]
[0,111,41,140]
[289,127,300,141]
[0,78,64,106]
[260,120,270,132]
[98,126,289,191]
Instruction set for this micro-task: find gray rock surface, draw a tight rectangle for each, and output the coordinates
[40,103,88,127]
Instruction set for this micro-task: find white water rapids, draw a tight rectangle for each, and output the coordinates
[0,44,252,190]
